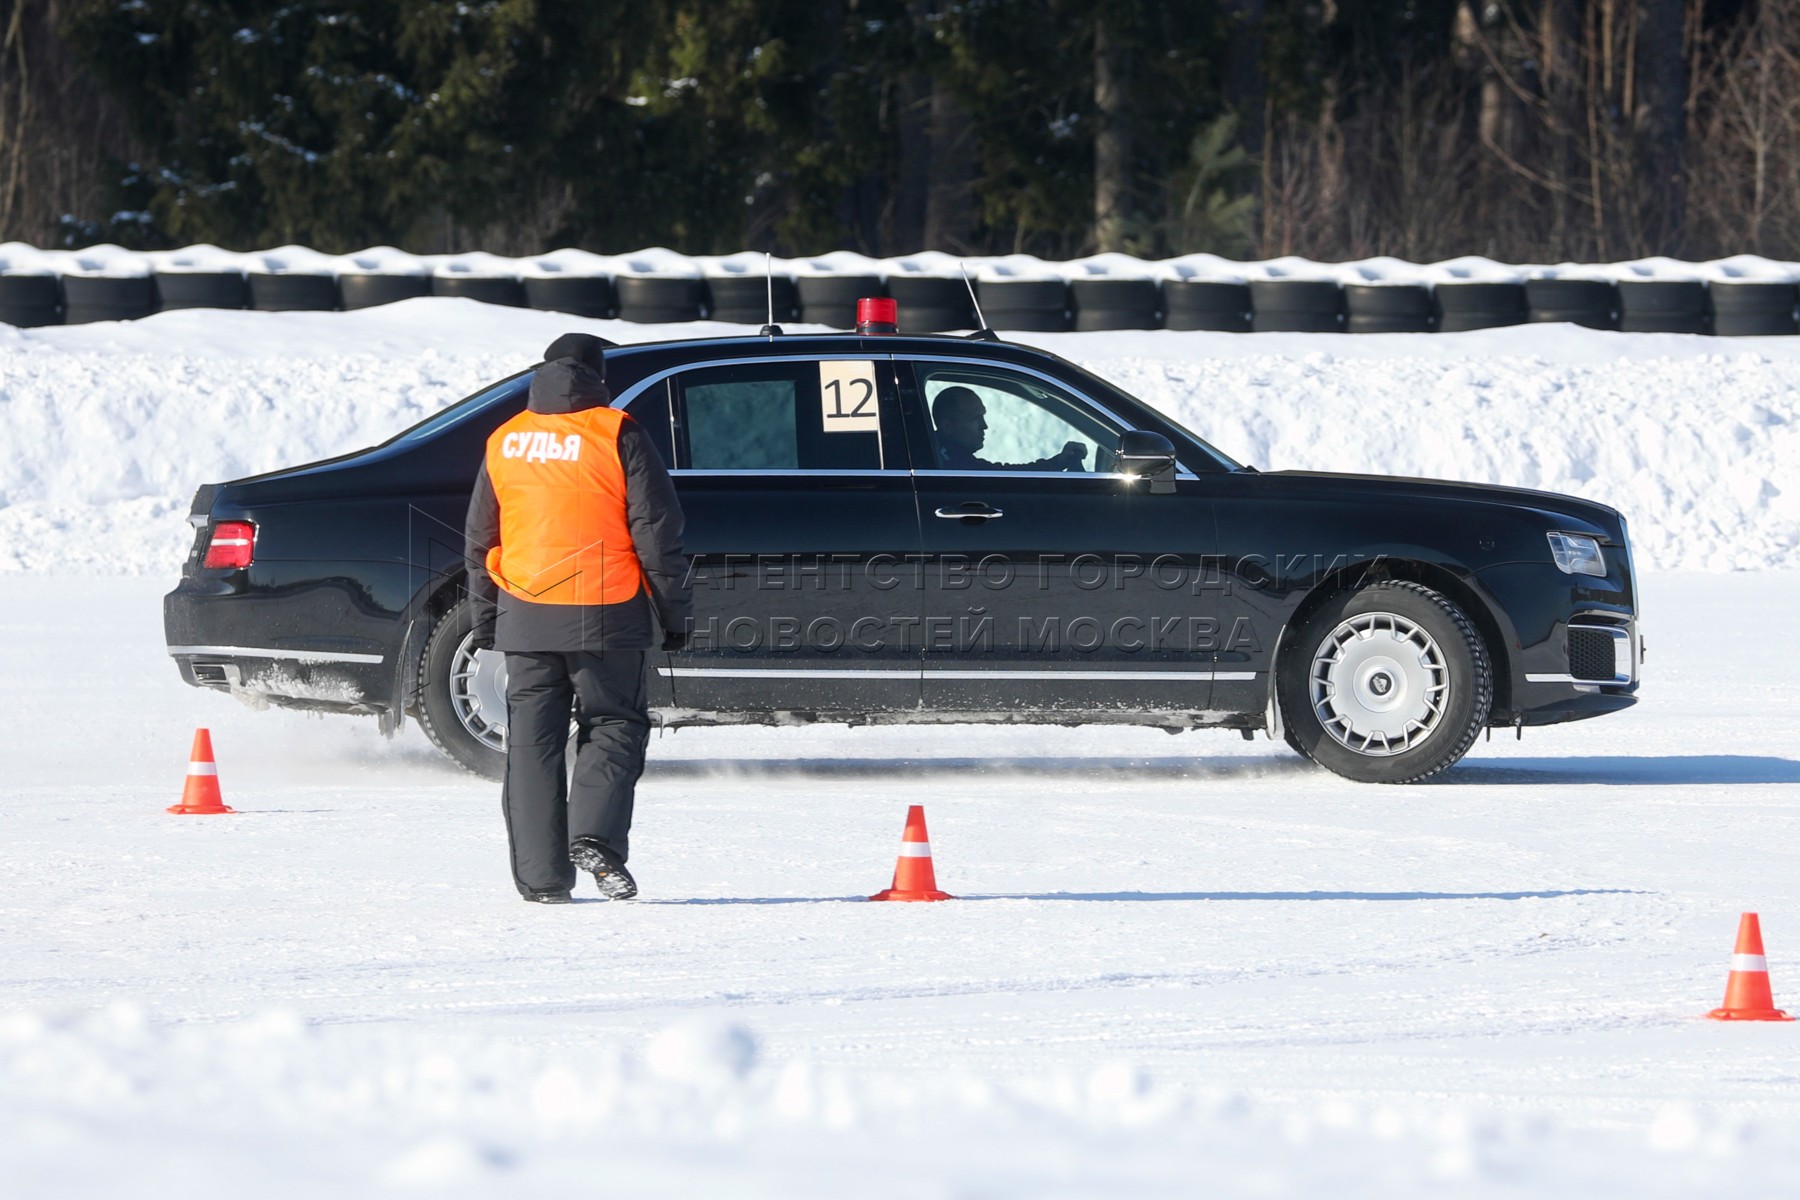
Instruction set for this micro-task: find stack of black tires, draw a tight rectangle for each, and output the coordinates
[9,250,1800,340]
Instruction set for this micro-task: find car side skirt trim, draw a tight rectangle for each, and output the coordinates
[659,666,1254,680]
[169,644,386,665]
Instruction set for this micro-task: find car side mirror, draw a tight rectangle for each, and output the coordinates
[1116,430,1177,494]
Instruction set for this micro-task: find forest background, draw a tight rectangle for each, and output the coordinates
[4,0,1799,265]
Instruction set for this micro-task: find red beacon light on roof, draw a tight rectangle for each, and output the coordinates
[856,297,899,335]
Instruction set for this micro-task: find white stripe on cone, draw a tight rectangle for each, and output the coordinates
[1731,954,1770,973]
[898,843,932,857]
[188,762,218,775]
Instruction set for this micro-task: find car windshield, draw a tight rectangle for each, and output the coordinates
[383,371,531,447]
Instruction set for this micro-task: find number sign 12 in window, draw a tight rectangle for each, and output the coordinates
[818,360,880,434]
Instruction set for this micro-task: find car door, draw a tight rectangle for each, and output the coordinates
[901,356,1221,716]
[659,353,923,716]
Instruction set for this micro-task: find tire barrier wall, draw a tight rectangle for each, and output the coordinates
[1250,280,1343,332]
[1163,280,1250,331]
[5,264,1799,335]
[433,276,526,307]
[0,274,61,327]
[154,271,249,311]
[339,274,433,310]
[248,273,339,312]
[705,275,795,325]
[1709,281,1800,336]
[885,275,976,332]
[1525,278,1617,330]
[797,275,884,327]
[977,279,1071,332]
[1434,282,1527,331]
[1617,280,1709,334]
[1344,284,1432,334]
[1072,278,1160,331]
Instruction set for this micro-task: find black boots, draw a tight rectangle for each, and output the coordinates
[570,838,638,900]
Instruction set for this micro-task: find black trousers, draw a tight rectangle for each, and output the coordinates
[501,649,649,896]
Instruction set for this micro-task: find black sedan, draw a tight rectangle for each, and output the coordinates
[164,328,1640,783]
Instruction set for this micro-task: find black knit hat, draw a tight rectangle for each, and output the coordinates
[542,332,607,379]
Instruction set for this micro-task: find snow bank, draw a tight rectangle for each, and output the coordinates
[1,1002,1789,1198]
[0,302,1796,574]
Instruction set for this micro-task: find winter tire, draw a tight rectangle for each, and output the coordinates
[417,596,508,780]
[617,276,704,323]
[61,274,156,323]
[434,275,526,307]
[248,273,338,311]
[339,274,432,309]
[0,274,61,326]
[1162,280,1250,331]
[1277,581,1492,784]
[1249,280,1343,332]
[154,271,248,311]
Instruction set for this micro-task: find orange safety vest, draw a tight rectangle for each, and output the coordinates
[484,406,644,607]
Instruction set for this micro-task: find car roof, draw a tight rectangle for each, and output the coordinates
[593,330,1071,373]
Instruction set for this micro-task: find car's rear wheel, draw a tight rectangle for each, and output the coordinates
[1277,581,1491,783]
[417,597,507,779]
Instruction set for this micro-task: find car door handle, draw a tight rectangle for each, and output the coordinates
[934,504,1004,521]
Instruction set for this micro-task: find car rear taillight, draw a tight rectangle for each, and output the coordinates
[202,520,256,569]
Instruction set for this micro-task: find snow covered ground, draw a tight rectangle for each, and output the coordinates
[3,571,1799,1197]
[2,307,1798,1196]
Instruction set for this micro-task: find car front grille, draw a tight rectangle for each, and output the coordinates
[1568,626,1619,681]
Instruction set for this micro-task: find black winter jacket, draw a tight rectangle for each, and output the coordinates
[464,358,693,652]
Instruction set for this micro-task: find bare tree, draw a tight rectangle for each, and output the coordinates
[1093,13,1132,251]
[1687,0,1800,257]
[1,1,135,246]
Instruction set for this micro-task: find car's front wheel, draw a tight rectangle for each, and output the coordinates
[1277,581,1492,784]
[417,596,508,779]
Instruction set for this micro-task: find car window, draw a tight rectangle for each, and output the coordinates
[914,363,1124,474]
[674,360,896,471]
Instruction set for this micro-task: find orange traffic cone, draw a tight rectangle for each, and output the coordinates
[869,805,952,902]
[1707,913,1793,1021]
[168,728,235,815]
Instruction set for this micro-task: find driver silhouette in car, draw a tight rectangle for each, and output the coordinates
[931,386,1087,472]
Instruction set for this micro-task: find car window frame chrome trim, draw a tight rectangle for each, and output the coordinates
[614,350,1201,481]
[896,353,1201,480]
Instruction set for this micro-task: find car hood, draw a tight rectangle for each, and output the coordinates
[1254,469,1627,539]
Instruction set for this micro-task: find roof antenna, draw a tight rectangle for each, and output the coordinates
[758,251,783,338]
[961,260,999,341]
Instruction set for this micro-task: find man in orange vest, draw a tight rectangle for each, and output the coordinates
[464,333,693,904]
